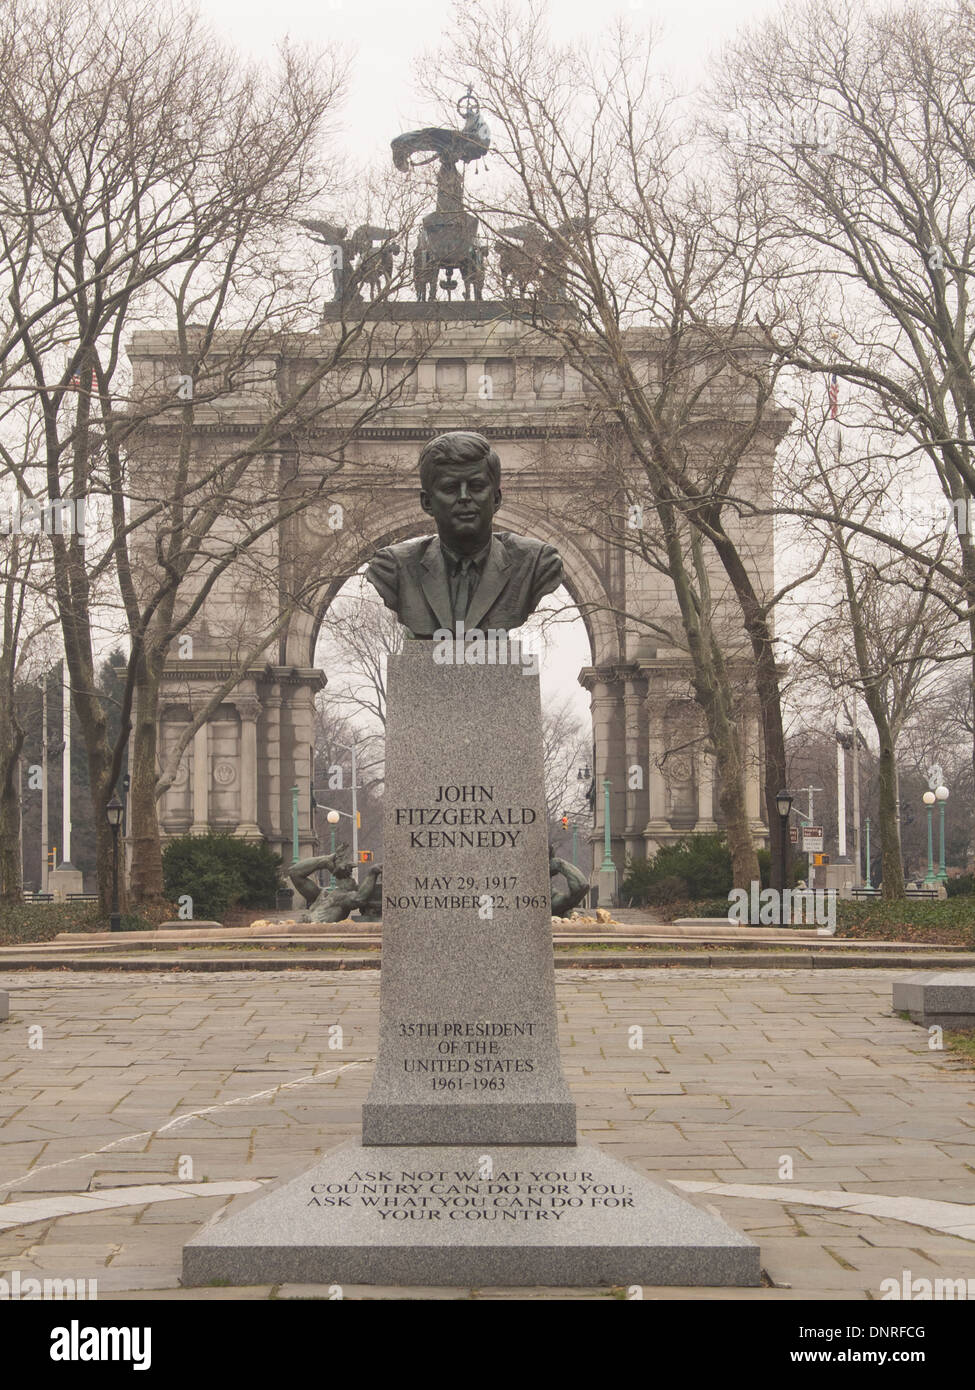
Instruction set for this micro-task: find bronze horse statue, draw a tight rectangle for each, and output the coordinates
[412,223,488,302]
[496,219,588,301]
[301,219,401,302]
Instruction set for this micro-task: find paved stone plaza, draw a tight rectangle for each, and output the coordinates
[0,966,973,1300]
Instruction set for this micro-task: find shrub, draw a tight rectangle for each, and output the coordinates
[162,834,282,922]
[0,901,101,945]
[622,834,733,905]
[947,874,974,898]
[836,898,975,945]
[644,874,690,905]
[117,912,154,932]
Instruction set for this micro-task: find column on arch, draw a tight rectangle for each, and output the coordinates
[643,678,672,853]
[581,666,627,891]
[233,692,263,839]
[188,698,210,836]
[261,681,283,856]
[741,709,767,843]
[622,668,649,862]
[155,701,195,836]
[696,749,718,832]
[277,672,325,863]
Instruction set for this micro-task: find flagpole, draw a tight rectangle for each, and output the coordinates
[852,699,862,887]
[41,675,49,892]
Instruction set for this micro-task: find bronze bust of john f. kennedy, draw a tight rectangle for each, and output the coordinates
[365,431,563,636]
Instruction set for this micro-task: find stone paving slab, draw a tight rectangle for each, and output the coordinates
[0,967,973,1299]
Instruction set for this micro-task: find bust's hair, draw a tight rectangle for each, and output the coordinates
[418,431,501,492]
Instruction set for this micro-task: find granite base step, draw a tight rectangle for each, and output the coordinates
[893,971,975,1027]
[182,1143,760,1289]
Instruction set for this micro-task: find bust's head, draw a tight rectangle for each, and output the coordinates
[419,431,502,553]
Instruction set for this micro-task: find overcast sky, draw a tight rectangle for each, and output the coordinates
[198,0,783,158]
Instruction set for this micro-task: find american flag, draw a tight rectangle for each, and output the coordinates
[69,368,98,391]
[828,372,839,419]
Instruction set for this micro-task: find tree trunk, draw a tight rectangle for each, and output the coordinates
[65,657,124,916]
[0,728,23,902]
[963,545,975,869]
[0,543,25,902]
[874,723,905,899]
[665,517,761,892]
[709,711,759,889]
[708,524,788,892]
[128,649,167,906]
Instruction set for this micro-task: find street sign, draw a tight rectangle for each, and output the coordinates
[789,827,799,844]
[802,825,824,852]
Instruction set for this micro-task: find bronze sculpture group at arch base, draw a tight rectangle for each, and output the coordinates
[184,410,760,1286]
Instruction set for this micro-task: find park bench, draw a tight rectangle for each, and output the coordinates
[22,891,54,902]
[66,892,99,902]
[852,886,940,900]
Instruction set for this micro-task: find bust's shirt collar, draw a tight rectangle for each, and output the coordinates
[438,535,493,573]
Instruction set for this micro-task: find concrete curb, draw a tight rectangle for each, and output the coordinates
[1,951,974,972]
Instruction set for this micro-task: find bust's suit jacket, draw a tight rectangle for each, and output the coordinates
[365,531,563,636]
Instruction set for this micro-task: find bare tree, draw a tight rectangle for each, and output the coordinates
[710,0,975,808]
[0,0,426,908]
[426,5,809,886]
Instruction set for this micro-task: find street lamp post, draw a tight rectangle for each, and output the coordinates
[106,795,123,933]
[326,740,360,870]
[922,791,936,885]
[599,778,614,875]
[775,789,794,921]
[575,763,593,882]
[291,784,299,864]
[595,777,618,908]
[935,785,949,884]
[864,818,872,890]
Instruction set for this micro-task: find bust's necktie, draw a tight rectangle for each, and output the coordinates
[453,556,475,623]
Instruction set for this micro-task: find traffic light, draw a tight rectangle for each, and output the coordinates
[813,853,830,867]
[561,815,568,828]
[358,850,373,863]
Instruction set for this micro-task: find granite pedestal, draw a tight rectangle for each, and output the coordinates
[893,972,975,1028]
[183,643,759,1287]
[362,644,574,1145]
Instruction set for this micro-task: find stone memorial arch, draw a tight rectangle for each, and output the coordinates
[130,302,788,892]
